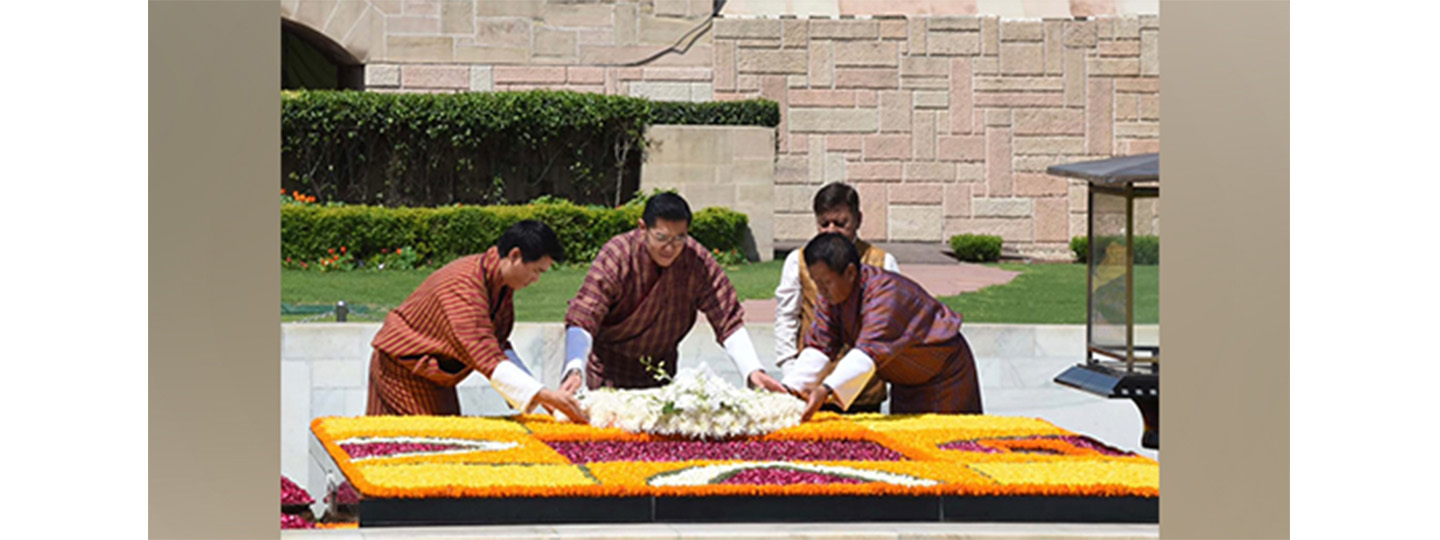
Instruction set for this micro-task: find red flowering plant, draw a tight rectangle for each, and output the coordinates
[709,247,747,268]
[283,246,358,272]
[366,246,422,271]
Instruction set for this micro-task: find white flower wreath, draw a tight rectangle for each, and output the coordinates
[576,362,805,439]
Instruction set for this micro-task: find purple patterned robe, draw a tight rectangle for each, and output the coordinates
[804,265,983,414]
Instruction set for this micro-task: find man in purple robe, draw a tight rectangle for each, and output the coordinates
[784,233,984,420]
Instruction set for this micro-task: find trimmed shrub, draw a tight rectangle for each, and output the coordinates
[1134,235,1159,265]
[281,200,750,268]
[1078,235,1160,265]
[1070,236,1089,264]
[282,90,779,208]
[949,234,1004,262]
[688,206,749,259]
[649,100,780,127]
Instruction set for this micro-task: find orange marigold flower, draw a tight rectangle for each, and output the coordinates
[341,246,347,253]
[329,248,336,255]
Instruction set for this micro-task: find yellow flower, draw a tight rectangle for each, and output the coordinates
[969,461,1159,496]
[314,415,528,440]
[355,463,598,498]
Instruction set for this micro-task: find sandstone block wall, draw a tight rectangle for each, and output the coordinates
[281,1,1160,257]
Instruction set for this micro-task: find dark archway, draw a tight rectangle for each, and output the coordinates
[281,19,363,90]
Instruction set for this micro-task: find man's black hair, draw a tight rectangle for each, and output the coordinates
[802,232,861,275]
[497,220,566,263]
[812,182,861,218]
[642,192,693,227]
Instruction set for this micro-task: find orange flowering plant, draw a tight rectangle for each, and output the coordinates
[282,245,356,272]
[281,187,318,205]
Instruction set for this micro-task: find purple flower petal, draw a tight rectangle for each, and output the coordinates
[281,475,313,505]
[548,440,905,463]
[721,467,866,485]
[340,441,469,459]
[281,513,315,529]
[329,481,361,505]
[938,440,1004,453]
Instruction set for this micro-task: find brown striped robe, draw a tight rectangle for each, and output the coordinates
[798,239,891,411]
[565,229,746,390]
[804,265,983,414]
[365,247,515,416]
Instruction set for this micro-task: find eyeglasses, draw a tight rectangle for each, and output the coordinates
[648,230,688,246]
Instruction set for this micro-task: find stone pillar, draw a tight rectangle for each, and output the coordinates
[641,125,777,261]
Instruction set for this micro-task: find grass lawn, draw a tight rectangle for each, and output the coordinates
[281,260,785,323]
[938,263,1159,324]
[281,260,1156,324]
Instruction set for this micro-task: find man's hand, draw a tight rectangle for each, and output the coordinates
[560,370,584,395]
[781,384,807,401]
[410,357,465,387]
[747,370,788,393]
[801,384,832,422]
[534,388,589,425]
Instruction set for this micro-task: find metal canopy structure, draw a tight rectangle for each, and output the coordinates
[1045,153,1158,186]
[1049,153,1161,451]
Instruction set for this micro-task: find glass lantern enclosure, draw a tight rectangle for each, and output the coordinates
[1048,154,1160,450]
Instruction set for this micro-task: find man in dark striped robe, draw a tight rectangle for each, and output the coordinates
[784,233,983,420]
[365,220,587,422]
[560,193,787,394]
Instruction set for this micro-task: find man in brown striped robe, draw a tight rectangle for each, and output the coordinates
[365,221,587,422]
[774,182,899,413]
[560,193,787,394]
[784,233,983,420]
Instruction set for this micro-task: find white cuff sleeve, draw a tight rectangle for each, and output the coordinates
[490,360,546,414]
[721,327,766,381]
[564,326,592,384]
[822,348,877,411]
[781,347,831,392]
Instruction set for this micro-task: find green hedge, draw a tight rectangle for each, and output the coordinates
[649,100,780,127]
[1072,235,1160,265]
[281,200,749,267]
[1070,236,1089,264]
[949,234,1004,262]
[282,90,779,208]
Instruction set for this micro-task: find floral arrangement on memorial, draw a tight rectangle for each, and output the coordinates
[311,405,1159,501]
[575,361,806,439]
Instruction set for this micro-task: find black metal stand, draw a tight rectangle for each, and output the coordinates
[1054,364,1159,450]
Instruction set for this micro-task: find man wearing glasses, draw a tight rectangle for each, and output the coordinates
[560,192,788,394]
